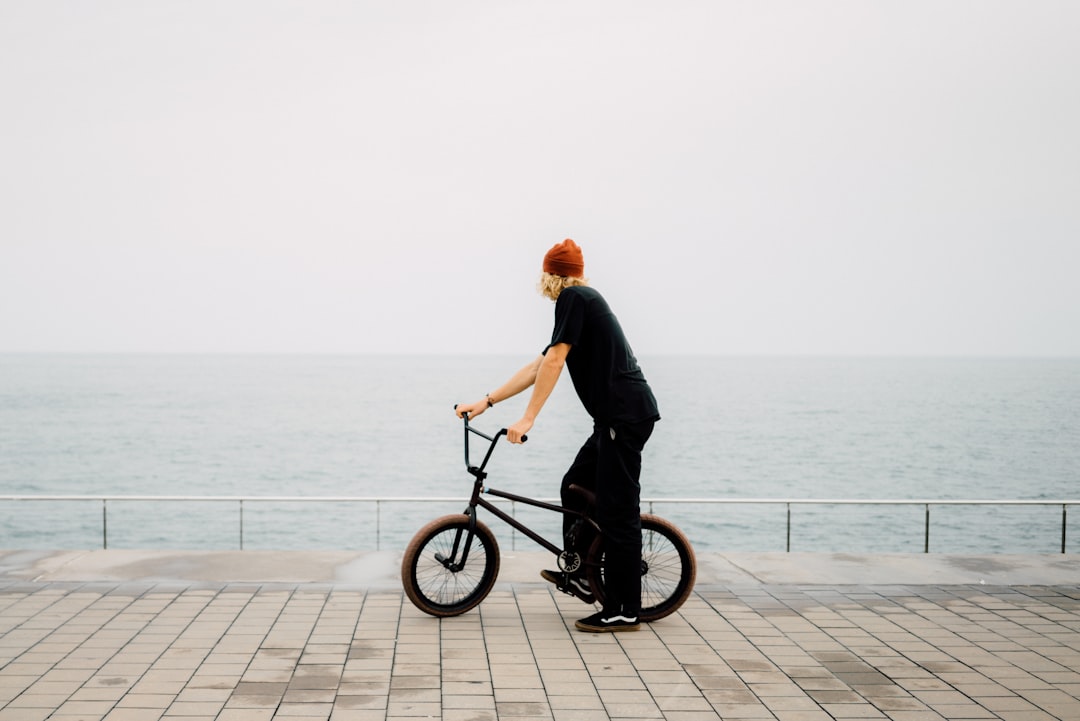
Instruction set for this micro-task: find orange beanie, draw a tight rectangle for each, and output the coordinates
[543,238,585,277]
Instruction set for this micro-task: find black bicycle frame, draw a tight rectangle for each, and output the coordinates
[446,414,597,567]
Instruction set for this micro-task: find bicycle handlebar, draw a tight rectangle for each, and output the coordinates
[455,406,525,476]
[453,406,528,443]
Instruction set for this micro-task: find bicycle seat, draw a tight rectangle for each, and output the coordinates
[568,484,597,507]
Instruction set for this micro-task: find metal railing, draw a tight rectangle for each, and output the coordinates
[2,495,1076,553]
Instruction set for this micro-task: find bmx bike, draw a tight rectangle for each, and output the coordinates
[401,413,697,620]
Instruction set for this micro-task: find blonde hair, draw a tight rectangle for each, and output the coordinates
[537,271,589,301]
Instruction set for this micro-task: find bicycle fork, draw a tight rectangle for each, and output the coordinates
[435,507,481,572]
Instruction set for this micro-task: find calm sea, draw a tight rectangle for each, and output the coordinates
[1,354,1078,554]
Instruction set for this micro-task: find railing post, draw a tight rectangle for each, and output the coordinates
[1063,504,1068,554]
[786,503,791,552]
[102,499,108,550]
[239,500,244,550]
[924,503,930,553]
[376,501,381,551]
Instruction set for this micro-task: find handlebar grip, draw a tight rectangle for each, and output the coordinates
[496,429,528,443]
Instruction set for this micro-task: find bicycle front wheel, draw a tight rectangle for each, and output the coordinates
[402,514,500,617]
[585,513,696,623]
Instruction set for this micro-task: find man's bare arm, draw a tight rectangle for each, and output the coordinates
[507,343,570,443]
[455,354,544,420]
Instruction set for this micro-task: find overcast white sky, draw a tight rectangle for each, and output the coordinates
[2,1,1077,356]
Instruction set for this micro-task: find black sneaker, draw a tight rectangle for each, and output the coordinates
[540,569,595,604]
[575,611,640,633]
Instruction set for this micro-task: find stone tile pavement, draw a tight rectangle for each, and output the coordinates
[2,571,1079,721]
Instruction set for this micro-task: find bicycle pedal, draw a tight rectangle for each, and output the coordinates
[541,569,595,603]
[560,584,596,604]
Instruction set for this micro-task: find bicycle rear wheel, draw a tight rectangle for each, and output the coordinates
[585,513,696,622]
[402,513,500,617]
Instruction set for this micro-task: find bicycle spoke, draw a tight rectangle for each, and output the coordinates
[640,531,680,605]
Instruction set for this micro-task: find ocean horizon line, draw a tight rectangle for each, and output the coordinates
[2,351,1078,360]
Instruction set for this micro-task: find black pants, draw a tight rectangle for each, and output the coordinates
[560,420,655,617]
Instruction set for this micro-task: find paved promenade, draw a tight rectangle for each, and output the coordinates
[1,550,1078,721]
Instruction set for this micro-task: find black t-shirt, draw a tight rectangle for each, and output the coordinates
[543,286,660,425]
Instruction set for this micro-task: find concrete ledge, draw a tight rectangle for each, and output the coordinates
[3,548,1078,587]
